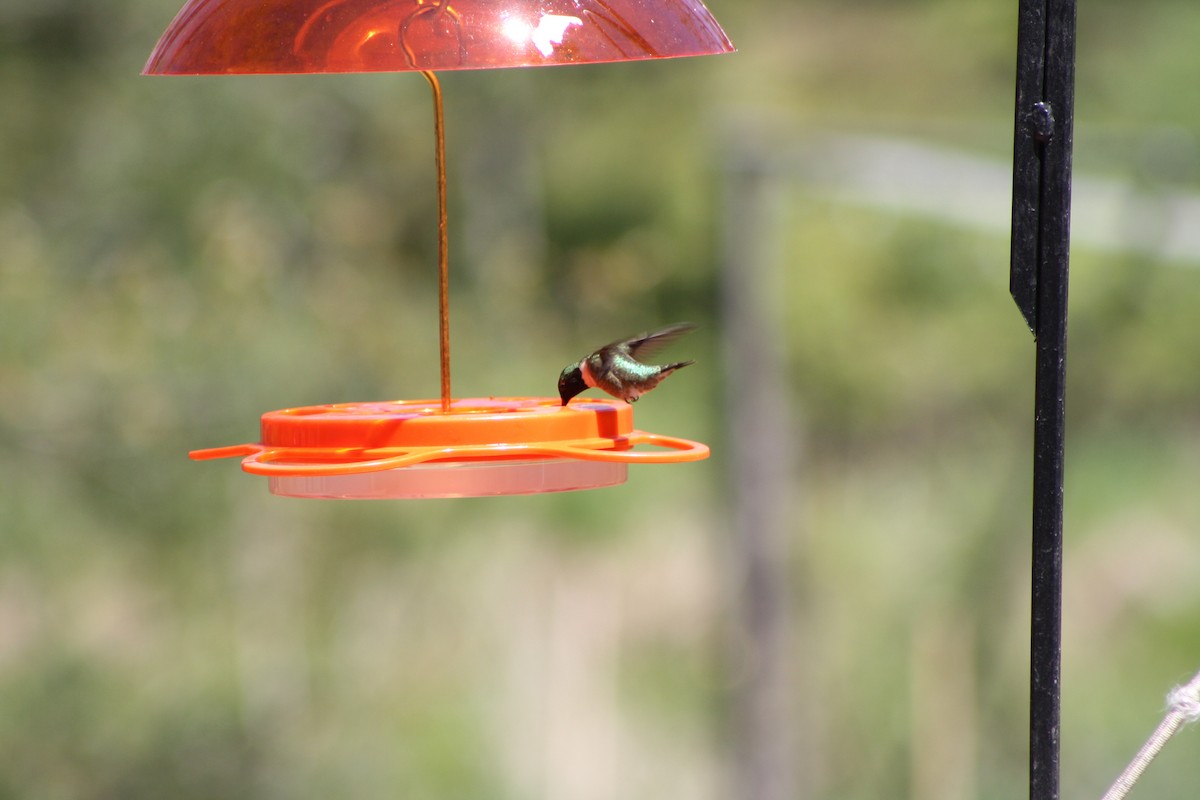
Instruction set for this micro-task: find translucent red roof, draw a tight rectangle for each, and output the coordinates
[144,0,734,74]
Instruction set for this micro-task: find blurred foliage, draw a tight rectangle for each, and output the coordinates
[2,0,1200,798]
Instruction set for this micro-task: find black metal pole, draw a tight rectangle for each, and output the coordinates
[1010,0,1077,799]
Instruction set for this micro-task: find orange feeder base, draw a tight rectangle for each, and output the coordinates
[190,396,709,499]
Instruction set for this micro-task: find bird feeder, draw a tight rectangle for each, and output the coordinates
[190,397,708,499]
[145,0,730,497]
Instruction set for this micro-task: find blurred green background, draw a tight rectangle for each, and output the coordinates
[3,0,1200,798]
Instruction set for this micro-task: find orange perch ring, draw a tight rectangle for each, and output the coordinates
[191,396,709,498]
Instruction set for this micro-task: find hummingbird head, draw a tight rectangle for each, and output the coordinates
[558,363,587,405]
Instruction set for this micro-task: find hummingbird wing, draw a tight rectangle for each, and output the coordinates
[583,323,696,402]
[605,322,696,364]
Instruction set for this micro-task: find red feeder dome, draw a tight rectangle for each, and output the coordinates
[143,0,734,75]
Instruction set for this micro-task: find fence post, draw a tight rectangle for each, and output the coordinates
[721,146,801,800]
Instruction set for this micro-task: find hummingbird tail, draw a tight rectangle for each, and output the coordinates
[664,360,695,373]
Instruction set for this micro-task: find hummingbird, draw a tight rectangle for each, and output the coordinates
[558,322,696,405]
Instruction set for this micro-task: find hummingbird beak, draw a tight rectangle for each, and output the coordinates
[558,364,587,405]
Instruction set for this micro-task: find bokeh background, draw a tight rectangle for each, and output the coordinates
[4,0,1200,798]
